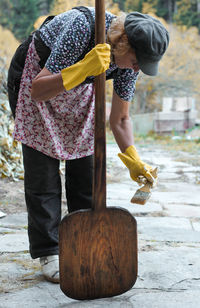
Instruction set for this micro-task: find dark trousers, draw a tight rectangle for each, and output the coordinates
[22,144,93,259]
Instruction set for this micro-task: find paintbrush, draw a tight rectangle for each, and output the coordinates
[131,167,158,205]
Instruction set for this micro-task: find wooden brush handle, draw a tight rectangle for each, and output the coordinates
[92,0,106,211]
[139,182,152,193]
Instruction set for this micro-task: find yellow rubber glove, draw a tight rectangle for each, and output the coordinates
[61,43,111,91]
[118,145,156,184]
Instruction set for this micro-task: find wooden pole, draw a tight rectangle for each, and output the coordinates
[92,0,106,211]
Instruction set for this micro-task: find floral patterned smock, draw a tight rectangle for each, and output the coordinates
[13,7,139,160]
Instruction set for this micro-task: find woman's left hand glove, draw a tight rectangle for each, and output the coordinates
[118,145,157,184]
[61,43,111,91]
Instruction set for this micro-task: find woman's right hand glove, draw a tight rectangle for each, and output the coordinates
[61,43,111,91]
[118,145,157,184]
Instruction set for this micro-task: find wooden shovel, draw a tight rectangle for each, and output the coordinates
[59,0,138,300]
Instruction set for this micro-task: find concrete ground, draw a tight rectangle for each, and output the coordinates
[0,142,200,308]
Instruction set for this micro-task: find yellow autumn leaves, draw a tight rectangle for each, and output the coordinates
[0,26,19,68]
[0,93,24,180]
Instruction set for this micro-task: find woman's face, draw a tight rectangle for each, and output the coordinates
[114,50,140,72]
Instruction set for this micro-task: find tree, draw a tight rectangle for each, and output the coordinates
[142,0,158,14]
[125,0,144,12]
[0,0,39,41]
[0,25,19,67]
[174,0,200,31]
[10,0,38,40]
[112,0,125,10]
[0,0,54,41]
[37,0,54,15]
[0,0,13,30]
[133,14,200,114]
[50,0,120,15]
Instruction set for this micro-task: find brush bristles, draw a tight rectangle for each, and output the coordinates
[131,190,151,205]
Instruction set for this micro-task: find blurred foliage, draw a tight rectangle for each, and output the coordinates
[113,0,125,10]
[0,25,19,68]
[0,58,24,180]
[133,14,200,114]
[124,0,200,31]
[174,0,200,31]
[1,1,200,42]
[0,0,37,41]
[0,0,53,41]
[33,15,49,30]
[50,0,120,15]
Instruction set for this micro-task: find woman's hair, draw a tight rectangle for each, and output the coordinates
[107,13,132,57]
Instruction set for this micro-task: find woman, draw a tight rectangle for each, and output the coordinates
[8,7,169,283]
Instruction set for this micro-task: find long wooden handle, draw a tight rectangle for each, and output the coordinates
[92,0,106,211]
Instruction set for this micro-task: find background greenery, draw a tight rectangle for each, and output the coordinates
[1,0,199,41]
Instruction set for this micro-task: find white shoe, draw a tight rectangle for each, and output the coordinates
[40,255,60,283]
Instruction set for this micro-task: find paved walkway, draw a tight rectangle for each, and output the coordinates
[0,143,200,307]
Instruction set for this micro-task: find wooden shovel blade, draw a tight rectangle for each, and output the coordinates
[59,208,137,300]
